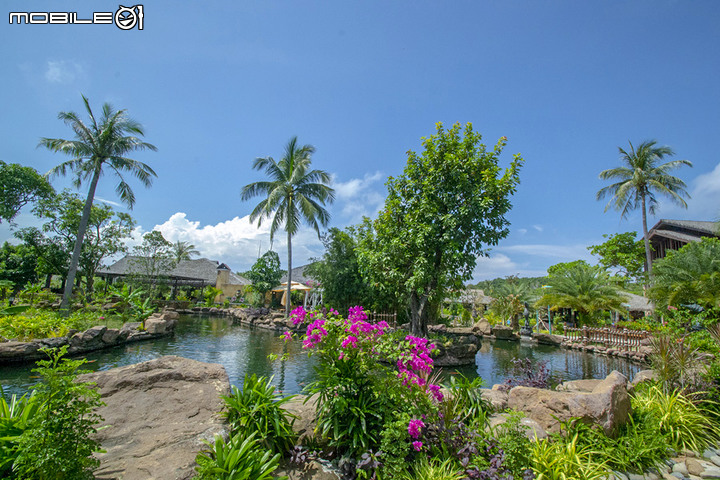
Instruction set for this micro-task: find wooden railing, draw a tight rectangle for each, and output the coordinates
[563,326,650,352]
[368,311,398,327]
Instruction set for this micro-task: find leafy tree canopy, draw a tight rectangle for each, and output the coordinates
[357,122,524,336]
[0,160,54,224]
[0,242,38,291]
[306,227,369,310]
[588,231,645,284]
[247,250,282,295]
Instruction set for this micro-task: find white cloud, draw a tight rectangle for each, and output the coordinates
[649,162,720,220]
[140,212,324,272]
[95,197,123,208]
[44,60,85,84]
[332,172,385,222]
[517,228,528,235]
[533,224,543,232]
[472,253,547,281]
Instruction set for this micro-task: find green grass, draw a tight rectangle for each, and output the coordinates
[0,308,125,341]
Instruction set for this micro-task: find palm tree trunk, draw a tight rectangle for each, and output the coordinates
[641,194,653,279]
[59,167,100,314]
[286,231,292,317]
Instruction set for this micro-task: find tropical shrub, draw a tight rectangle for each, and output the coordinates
[530,433,608,480]
[0,308,123,341]
[400,456,464,480]
[221,374,297,454]
[631,383,720,452]
[0,390,42,477]
[11,346,104,479]
[194,431,286,480]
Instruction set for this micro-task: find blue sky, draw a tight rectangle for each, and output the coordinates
[2,1,719,281]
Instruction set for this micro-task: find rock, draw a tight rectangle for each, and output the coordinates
[480,388,509,411]
[0,340,41,360]
[687,458,706,476]
[492,325,518,340]
[37,336,69,348]
[507,371,631,436]
[121,322,142,332]
[533,333,563,346]
[80,356,230,480]
[487,413,548,441]
[556,379,602,393]
[101,329,120,344]
[673,462,689,476]
[473,318,493,336]
[145,316,169,334]
[69,325,107,352]
[631,369,658,387]
[284,394,318,441]
[711,456,720,468]
[702,467,720,479]
[161,309,180,320]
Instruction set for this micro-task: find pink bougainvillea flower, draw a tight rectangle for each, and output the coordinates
[408,418,425,439]
[412,441,423,451]
[282,331,293,342]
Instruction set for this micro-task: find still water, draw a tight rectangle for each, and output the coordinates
[0,315,642,397]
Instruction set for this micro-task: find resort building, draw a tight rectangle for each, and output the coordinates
[647,219,720,263]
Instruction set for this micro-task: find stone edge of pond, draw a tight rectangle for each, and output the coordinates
[0,310,179,365]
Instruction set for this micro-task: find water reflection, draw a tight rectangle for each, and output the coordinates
[0,316,641,396]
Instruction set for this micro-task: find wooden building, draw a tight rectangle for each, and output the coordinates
[647,219,719,262]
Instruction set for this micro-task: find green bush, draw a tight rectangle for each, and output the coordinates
[0,390,42,477]
[530,433,608,480]
[632,383,720,452]
[0,308,123,341]
[11,346,104,479]
[194,431,285,480]
[221,374,297,455]
[400,456,464,480]
[377,416,413,479]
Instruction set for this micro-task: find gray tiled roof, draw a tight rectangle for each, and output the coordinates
[98,256,250,286]
[650,219,719,237]
[279,263,318,284]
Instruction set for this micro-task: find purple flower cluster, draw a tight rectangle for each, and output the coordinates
[290,306,307,325]
[408,418,425,451]
[396,336,443,401]
[302,318,328,349]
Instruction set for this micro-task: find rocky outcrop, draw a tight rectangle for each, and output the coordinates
[81,356,230,480]
[492,325,519,341]
[507,370,631,436]
[533,332,564,346]
[473,318,493,336]
[0,310,179,365]
[631,369,658,387]
[555,378,602,393]
[480,386,509,411]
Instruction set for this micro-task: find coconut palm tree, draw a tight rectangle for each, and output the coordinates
[597,140,692,276]
[41,95,157,312]
[241,137,335,317]
[171,240,200,263]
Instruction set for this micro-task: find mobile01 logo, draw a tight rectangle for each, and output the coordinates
[9,5,144,30]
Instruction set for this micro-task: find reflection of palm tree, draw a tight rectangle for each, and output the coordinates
[597,140,692,276]
[241,137,335,317]
[41,95,157,312]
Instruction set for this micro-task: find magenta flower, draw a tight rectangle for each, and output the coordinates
[282,331,293,342]
[412,441,423,451]
[408,418,425,439]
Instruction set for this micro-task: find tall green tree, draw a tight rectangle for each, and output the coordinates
[306,226,368,310]
[597,140,692,276]
[131,230,175,295]
[246,250,283,303]
[588,231,645,286]
[488,276,536,331]
[241,137,335,317]
[357,122,523,336]
[0,161,54,224]
[28,190,135,296]
[170,240,200,263]
[41,95,157,312]
[0,242,38,293]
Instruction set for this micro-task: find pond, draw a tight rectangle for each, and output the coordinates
[0,315,643,397]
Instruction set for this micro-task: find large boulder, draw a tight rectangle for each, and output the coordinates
[480,387,509,411]
[533,333,564,346]
[473,318,493,336]
[492,325,518,340]
[81,356,230,480]
[555,379,602,393]
[507,371,631,436]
